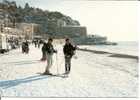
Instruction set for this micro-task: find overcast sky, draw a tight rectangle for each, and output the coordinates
[3,0,139,41]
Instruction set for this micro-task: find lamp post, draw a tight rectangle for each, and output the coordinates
[31,23,34,40]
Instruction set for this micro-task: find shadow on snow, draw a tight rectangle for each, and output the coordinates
[1,60,41,66]
[0,75,50,89]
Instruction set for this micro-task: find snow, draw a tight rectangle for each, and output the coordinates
[0,44,138,97]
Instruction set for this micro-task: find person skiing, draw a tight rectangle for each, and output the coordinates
[63,38,77,75]
[43,38,57,75]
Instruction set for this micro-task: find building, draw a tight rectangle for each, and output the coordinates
[57,19,87,38]
[57,19,66,27]
[16,23,41,40]
[58,25,87,38]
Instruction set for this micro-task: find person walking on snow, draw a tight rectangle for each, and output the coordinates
[63,38,77,75]
[41,41,47,61]
[43,38,57,75]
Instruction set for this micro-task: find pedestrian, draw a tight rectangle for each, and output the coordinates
[21,40,29,54]
[63,38,77,75]
[24,40,29,54]
[22,41,25,53]
[34,40,37,48]
[38,39,42,48]
[43,38,57,75]
[41,41,47,61]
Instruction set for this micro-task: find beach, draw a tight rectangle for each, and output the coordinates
[0,43,138,97]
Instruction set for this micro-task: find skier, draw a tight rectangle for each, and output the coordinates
[43,38,57,75]
[63,38,77,75]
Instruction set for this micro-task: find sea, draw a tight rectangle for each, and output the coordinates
[79,41,139,56]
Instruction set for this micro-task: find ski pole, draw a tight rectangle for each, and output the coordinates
[56,52,59,75]
[54,43,59,75]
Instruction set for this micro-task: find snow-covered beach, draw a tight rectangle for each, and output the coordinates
[0,43,138,97]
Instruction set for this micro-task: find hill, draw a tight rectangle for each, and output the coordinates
[0,0,80,36]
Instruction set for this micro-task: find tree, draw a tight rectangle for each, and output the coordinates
[0,1,81,37]
[48,11,64,20]
[2,0,9,4]
[24,3,30,9]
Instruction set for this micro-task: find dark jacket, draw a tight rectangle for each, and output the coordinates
[24,41,29,47]
[22,41,29,48]
[63,43,76,57]
[45,43,57,54]
[42,42,47,52]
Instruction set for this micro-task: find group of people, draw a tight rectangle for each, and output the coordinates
[21,38,76,76]
[8,37,20,49]
[32,39,44,48]
[41,38,77,76]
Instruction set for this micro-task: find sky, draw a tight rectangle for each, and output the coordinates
[3,0,139,41]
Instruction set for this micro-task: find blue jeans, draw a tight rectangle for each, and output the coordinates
[65,56,71,73]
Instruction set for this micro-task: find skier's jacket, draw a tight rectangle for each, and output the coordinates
[63,43,76,58]
[45,43,57,55]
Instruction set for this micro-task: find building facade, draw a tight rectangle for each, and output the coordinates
[58,25,87,38]
[16,23,41,40]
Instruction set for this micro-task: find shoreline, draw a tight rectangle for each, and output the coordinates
[77,48,139,60]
